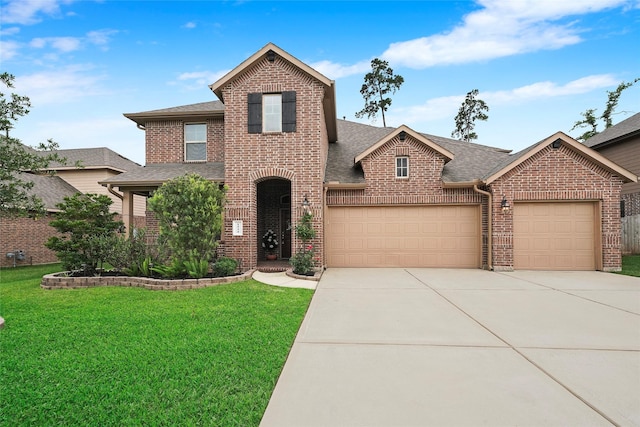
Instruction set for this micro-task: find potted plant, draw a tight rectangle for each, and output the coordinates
[262,229,279,260]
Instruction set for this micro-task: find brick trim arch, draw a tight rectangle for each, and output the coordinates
[250,168,296,183]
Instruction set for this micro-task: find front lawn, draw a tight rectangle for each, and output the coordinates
[619,254,640,277]
[0,264,313,426]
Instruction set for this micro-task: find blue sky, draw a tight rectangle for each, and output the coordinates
[1,0,639,165]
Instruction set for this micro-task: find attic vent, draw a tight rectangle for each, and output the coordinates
[551,138,562,149]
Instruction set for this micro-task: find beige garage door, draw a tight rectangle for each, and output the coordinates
[325,205,480,268]
[514,202,597,270]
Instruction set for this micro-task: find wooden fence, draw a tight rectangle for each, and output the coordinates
[622,215,640,254]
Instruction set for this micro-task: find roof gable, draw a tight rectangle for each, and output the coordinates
[209,42,338,142]
[484,131,637,184]
[582,112,640,149]
[354,125,454,165]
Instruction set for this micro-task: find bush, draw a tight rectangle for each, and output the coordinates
[148,174,226,268]
[45,193,123,274]
[290,245,315,275]
[213,257,238,277]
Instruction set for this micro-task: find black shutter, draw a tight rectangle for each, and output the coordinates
[282,91,296,133]
[248,92,262,134]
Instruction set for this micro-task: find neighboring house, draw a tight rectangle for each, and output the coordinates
[103,43,636,272]
[1,147,145,267]
[582,112,640,253]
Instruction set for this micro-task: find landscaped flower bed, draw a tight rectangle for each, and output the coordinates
[41,270,254,290]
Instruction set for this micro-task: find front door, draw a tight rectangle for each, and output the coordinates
[280,209,292,259]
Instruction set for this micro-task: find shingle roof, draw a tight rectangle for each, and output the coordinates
[582,112,640,148]
[41,147,142,172]
[124,101,225,126]
[100,162,225,186]
[326,120,512,184]
[130,101,225,115]
[20,172,79,211]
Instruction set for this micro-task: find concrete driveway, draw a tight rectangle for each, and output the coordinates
[260,268,640,427]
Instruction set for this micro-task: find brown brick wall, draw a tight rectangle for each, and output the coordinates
[0,214,59,267]
[219,56,328,269]
[145,118,224,164]
[490,145,624,271]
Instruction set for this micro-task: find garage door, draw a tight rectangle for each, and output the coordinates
[325,205,480,268]
[514,202,597,270]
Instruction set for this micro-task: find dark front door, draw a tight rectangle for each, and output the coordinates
[280,208,292,259]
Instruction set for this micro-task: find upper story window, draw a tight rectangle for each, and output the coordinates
[263,94,282,132]
[396,156,409,178]
[185,123,206,161]
[248,91,296,134]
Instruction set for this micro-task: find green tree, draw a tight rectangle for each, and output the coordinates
[571,78,639,142]
[355,58,404,127]
[45,193,124,273]
[148,174,226,266]
[0,72,66,217]
[451,89,489,142]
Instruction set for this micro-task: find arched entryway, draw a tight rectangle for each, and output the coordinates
[256,179,292,263]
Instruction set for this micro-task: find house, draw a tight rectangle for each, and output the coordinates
[0,147,145,267]
[581,113,640,253]
[103,43,636,272]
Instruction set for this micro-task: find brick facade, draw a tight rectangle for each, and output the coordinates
[0,214,59,267]
[489,144,624,271]
[218,56,328,269]
[131,44,629,272]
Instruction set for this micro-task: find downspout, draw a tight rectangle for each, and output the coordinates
[107,184,123,201]
[473,184,493,271]
[322,185,328,270]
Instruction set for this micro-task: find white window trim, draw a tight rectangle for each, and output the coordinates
[396,156,409,179]
[263,94,282,133]
[184,123,207,162]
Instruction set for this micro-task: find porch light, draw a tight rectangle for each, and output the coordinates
[399,131,407,142]
[302,195,310,213]
[266,50,276,62]
[501,195,511,212]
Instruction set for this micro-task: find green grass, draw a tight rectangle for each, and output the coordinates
[619,255,640,277]
[0,264,313,426]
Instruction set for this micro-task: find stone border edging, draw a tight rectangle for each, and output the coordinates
[41,270,255,291]
[285,269,323,281]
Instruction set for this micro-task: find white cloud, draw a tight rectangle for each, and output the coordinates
[183,22,197,29]
[14,65,110,106]
[382,0,629,68]
[0,40,21,61]
[386,74,619,125]
[482,74,618,104]
[175,70,230,88]
[26,30,118,55]
[1,0,75,25]
[310,59,371,79]
[0,27,20,36]
[86,29,119,48]
[30,36,81,52]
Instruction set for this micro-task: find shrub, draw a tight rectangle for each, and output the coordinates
[290,244,315,275]
[45,193,123,274]
[213,257,238,277]
[184,250,210,279]
[148,174,226,267]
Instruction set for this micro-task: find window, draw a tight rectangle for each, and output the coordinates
[263,94,282,132]
[396,156,408,178]
[248,91,296,134]
[185,123,206,161]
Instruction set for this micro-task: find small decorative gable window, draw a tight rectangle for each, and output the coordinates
[185,123,207,161]
[248,91,296,134]
[396,156,409,178]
